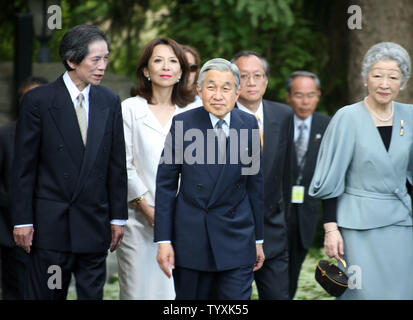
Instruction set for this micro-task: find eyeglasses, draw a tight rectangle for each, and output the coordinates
[189,64,198,72]
[292,92,319,99]
[240,73,266,81]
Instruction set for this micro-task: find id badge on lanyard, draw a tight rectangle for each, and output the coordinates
[291,158,306,204]
[291,174,305,204]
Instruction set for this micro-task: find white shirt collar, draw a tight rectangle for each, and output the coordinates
[294,113,312,130]
[237,101,264,132]
[63,71,91,104]
[209,112,231,129]
[237,101,263,120]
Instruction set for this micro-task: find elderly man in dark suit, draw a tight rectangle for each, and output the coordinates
[231,51,294,300]
[12,25,127,300]
[155,58,264,300]
[285,71,330,299]
[0,76,48,300]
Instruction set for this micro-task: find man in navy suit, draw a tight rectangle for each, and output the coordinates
[12,25,127,300]
[155,58,264,300]
[232,51,294,300]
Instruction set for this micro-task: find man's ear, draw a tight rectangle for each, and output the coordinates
[66,60,77,70]
[196,84,202,96]
[285,91,290,103]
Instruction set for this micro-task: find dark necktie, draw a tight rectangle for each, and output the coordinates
[216,119,227,164]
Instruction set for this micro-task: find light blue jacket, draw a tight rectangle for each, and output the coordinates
[309,101,413,230]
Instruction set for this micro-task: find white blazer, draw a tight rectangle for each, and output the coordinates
[121,95,196,205]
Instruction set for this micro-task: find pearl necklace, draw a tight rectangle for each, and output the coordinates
[363,97,394,122]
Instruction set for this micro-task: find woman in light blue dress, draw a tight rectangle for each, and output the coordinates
[309,42,413,299]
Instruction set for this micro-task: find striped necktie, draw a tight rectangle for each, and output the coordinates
[216,119,227,164]
[295,122,307,166]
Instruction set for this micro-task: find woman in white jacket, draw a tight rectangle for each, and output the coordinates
[116,38,195,299]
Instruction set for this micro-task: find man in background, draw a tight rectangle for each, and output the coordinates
[0,76,48,300]
[285,71,330,299]
[232,51,293,300]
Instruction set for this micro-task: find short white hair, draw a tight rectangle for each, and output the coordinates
[361,42,411,83]
[198,58,241,91]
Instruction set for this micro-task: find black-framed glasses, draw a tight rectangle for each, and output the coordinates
[189,64,198,72]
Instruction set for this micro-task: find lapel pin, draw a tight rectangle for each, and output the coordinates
[400,120,404,136]
[315,133,322,141]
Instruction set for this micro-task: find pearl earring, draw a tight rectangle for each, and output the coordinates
[177,77,181,83]
[147,76,151,81]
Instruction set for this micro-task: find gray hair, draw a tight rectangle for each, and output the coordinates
[361,42,411,83]
[198,58,241,91]
[285,71,321,92]
[230,51,270,77]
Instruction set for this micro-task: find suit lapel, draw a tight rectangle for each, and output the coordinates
[262,100,280,178]
[361,103,411,210]
[302,114,323,183]
[72,85,109,201]
[48,77,84,169]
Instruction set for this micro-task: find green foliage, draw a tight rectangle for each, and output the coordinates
[0,0,343,114]
[153,0,328,104]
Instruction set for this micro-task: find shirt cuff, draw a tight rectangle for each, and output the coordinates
[110,219,127,226]
[256,240,264,244]
[14,224,34,228]
[157,240,171,244]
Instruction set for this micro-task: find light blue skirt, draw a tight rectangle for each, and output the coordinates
[337,224,413,300]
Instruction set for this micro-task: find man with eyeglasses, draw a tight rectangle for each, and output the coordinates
[285,71,330,299]
[231,51,294,300]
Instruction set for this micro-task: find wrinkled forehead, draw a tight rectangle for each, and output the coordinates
[204,70,236,85]
[369,67,402,74]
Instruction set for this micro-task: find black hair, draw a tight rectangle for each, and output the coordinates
[17,76,49,104]
[59,24,109,71]
[231,50,270,76]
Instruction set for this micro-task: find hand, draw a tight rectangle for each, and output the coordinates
[253,243,265,272]
[110,224,124,252]
[156,242,175,278]
[13,226,34,254]
[131,198,155,227]
[323,222,344,263]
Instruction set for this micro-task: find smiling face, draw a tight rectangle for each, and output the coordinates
[67,40,109,91]
[143,44,182,89]
[286,76,320,120]
[197,69,240,119]
[234,55,268,110]
[366,60,403,107]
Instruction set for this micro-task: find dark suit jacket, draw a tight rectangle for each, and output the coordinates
[290,112,330,249]
[245,100,294,259]
[154,107,264,272]
[0,122,16,247]
[11,75,128,253]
